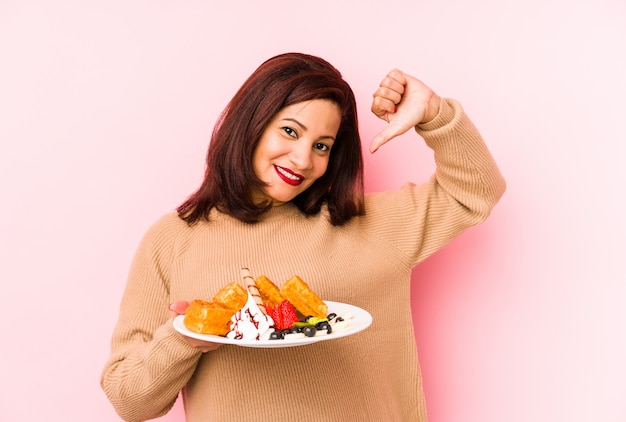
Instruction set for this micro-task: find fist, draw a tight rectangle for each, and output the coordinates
[369,69,441,153]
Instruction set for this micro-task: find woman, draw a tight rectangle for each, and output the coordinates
[101,52,505,421]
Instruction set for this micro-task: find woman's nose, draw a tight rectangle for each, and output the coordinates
[288,143,313,170]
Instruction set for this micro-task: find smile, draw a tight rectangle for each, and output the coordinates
[274,165,303,186]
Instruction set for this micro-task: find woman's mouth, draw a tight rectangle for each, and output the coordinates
[274,165,303,186]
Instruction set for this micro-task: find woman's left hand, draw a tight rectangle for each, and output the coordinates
[369,69,441,153]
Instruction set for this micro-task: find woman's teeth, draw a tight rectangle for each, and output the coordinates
[276,166,302,181]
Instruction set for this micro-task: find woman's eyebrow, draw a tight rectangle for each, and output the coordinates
[281,117,307,131]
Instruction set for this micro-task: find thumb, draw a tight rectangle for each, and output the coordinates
[369,124,404,153]
[169,300,190,315]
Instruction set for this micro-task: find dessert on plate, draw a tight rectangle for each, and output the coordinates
[182,267,353,341]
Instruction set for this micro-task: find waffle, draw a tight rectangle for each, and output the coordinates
[212,281,247,310]
[254,275,285,309]
[279,275,328,318]
[183,299,236,336]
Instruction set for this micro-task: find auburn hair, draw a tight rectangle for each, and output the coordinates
[177,52,364,225]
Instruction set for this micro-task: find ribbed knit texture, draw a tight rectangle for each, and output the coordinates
[101,99,506,422]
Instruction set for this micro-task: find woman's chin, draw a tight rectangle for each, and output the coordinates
[264,190,300,206]
[253,186,304,206]
[268,196,294,206]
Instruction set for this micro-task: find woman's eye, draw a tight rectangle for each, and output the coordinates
[282,127,297,138]
[314,142,330,152]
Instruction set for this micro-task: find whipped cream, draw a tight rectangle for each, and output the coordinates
[226,291,274,340]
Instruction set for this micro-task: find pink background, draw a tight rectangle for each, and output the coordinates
[1,1,624,421]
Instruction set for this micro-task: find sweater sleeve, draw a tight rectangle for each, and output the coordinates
[417,98,506,223]
[100,214,202,422]
[362,98,506,266]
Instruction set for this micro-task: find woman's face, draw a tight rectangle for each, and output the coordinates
[252,99,341,206]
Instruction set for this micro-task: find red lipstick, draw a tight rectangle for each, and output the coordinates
[274,165,303,186]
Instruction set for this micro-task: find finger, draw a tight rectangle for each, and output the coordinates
[381,69,406,92]
[369,132,386,153]
[371,70,406,120]
[373,86,402,106]
[169,301,190,315]
[369,123,404,153]
[181,335,223,352]
[371,95,396,121]
[198,343,222,353]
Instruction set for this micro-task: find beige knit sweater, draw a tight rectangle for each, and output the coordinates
[101,99,505,422]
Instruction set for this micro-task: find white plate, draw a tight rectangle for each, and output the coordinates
[172,301,372,348]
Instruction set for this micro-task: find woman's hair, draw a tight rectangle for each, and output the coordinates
[177,52,364,225]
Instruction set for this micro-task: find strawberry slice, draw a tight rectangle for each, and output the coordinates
[279,300,299,329]
[267,300,300,330]
[267,304,281,329]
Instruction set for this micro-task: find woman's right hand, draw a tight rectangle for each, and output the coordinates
[369,69,441,153]
[170,301,223,353]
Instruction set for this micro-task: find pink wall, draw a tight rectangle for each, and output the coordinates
[1,1,624,421]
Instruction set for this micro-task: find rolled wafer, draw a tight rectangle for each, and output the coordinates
[241,267,267,315]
